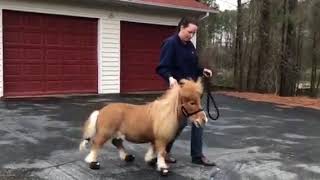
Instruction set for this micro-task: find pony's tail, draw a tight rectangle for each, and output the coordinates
[79,110,99,151]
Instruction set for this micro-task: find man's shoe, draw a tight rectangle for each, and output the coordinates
[192,156,216,166]
[165,154,177,163]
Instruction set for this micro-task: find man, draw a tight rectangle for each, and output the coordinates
[156,16,215,166]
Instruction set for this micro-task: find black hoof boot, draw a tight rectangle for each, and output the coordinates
[147,158,157,167]
[111,138,123,147]
[124,154,135,162]
[160,168,169,176]
[89,162,100,170]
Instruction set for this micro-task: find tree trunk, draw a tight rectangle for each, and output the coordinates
[295,22,303,92]
[279,0,298,96]
[243,18,251,90]
[255,0,271,92]
[246,3,255,91]
[317,73,320,94]
[310,31,318,97]
[296,23,303,73]
[233,0,243,90]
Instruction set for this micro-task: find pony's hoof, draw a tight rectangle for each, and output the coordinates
[125,154,135,162]
[147,158,157,167]
[89,162,100,170]
[160,168,169,176]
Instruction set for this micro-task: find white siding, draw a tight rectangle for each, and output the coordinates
[99,18,121,94]
[0,9,3,97]
[0,0,181,97]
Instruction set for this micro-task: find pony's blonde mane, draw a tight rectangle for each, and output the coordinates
[148,84,180,140]
[147,79,203,140]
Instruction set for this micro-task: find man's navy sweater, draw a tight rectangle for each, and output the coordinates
[156,34,203,83]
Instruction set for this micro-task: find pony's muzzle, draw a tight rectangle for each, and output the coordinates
[193,113,208,128]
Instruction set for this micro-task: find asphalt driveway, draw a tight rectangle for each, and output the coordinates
[0,93,320,180]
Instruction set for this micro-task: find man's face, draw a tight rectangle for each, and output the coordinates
[179,23,198,42]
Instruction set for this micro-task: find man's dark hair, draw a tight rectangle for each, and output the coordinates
[177,17,199,32]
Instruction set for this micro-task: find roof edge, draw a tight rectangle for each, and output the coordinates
[118,0,219,13]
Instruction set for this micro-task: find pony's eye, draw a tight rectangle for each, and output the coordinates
[190,102,196,106]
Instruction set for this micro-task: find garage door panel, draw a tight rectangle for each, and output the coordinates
[5,81,43,92]
[46,50,62,61]
[62,34,81,46]
[81,36,98,46]
[62,65,81,74]
[6,74,43,81]
[120,21,175,92]
[124,74,161,80]
[23,32,43,44]
[3,10,98,97]
[46,82,63,91]
[122,53,157,62]
[3,31,21,44]
[4,65,21,76]
[80,65,97,73]
[122,80,167,91]
[79,51,97,60]
[5,64,43,76]
[46,33,61,45]
[4,48,22,59]
[24,49,43,59]
[46,74,63,81]
[22,65,43,75]
[126,41,160,50]
[3,12,21,26]
[61,51,79,60]
[23,13,42,26]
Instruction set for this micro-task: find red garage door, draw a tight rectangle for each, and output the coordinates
[3,10,98,97]
[120,21,176,93]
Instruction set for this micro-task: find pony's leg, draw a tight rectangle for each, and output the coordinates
[85,133,108,169]
[145,143,157,166]
[155,141,169,176]
[111,138,135,162]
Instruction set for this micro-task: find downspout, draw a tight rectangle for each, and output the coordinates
[196,11,210,65]
[199,12,210,21]
[193,12,210,46]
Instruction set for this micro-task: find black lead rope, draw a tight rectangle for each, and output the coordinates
[204,78,220,120]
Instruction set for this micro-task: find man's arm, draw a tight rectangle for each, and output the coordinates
[156,40,175,82]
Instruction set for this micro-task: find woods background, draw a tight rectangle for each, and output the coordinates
[198,0,320,97]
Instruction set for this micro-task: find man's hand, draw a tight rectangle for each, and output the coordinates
[169,77,178,88]
[203,68,213,77]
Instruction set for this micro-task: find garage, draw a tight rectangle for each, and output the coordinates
[0,0,215,98]
[120,21,176,93]
[3,10,98,97]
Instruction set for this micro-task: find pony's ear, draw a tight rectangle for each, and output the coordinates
[196,77,202,86]
[196,77,203,93]
[179,79,187,86]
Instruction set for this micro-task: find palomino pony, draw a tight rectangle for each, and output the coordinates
[79,78,208,176]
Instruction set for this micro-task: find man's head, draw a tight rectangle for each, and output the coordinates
[177,17,199,42]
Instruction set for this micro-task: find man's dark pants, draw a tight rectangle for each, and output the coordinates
[166,117,203,158]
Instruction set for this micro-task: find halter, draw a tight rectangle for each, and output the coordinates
[181,106,204,117]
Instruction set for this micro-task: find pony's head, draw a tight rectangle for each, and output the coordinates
[179,78,207,127]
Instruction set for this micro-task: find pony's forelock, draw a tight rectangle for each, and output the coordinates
[180,79,203,95]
